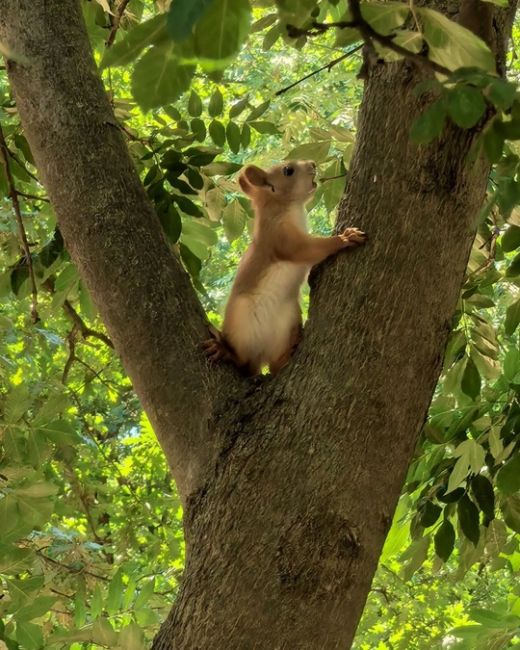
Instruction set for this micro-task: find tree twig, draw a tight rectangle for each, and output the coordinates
[6,147,41,184]
[287,0,452,78]
[275,45,363,96]
[42,277,114,349]
[320,173,347,183]
[63,298,114,348]
[106,0,131,47]
[34,547,109,582]
[16,190,50,203]
[0,124,39,322]
[62,327,77,384]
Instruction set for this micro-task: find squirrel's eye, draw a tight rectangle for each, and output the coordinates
[283,166,294,177]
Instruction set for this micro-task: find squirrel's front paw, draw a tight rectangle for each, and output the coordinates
[339,227,367,247]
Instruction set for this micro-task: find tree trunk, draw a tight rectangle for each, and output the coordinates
[0,2,515,649]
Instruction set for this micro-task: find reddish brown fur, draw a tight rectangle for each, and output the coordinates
[203,160,366,375]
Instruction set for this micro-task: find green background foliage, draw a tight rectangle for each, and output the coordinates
[0,0,519,648]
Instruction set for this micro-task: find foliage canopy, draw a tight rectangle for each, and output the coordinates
[0,1,519,648]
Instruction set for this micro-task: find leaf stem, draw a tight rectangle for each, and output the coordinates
[0,123,39,322]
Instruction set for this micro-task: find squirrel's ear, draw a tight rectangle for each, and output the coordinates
[239,165,270,196]
[242,165,267,187]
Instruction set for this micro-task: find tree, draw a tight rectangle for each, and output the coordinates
[0,1,519,648]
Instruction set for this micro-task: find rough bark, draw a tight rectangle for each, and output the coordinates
[0,1,516,649]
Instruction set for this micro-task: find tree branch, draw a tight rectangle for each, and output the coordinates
[62,298,114,348]
[275,45,362,96]
[0,123,39,322]
[16,190,50,202]
[287,0,452,77]
[106,0,131,47]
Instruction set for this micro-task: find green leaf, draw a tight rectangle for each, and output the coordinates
[180,243,201,281]
[159,203,182,244]
[483,122,505,163]
[502,225,520,252]
[226,121,241,154]
[506,251,520,277]
[91,586,104,621]
[361,2,410,35]
[4,385,32,424]
[16,621,43,650]
[447,86,486,129]
[471,474,495,522]
[106,569,124,616]
[118,623,146,650]
[287,141,330,162]
[132,43,194,111]
[39,419,79,444]
[173,195,203,217]
[501,494,520,533]
[202,161,242,176]
[208,89,224,117]
[410,100,446,144]
[417,8,495,73]
[263,24,282,50]
[249,121,280,135]
[185,168,204,190]
[92,619,118,647]
[222,199,247,242]
[496,452,520,495]
[434,519,455,561]
[461,356,481,399]
[188,91,203,117]
[419,501,442,527]
[503,347,520,382]
[0,547,33,574]
[251,13,277,32]
[208,120,226,146]
[134,578,155,610]
[16,596,56,622]
[229,95,249,118]
[505,299,520,336]
[168,176,197,195]
[167,0,215,41]
[101,15,168,68]
[143,165,159,186]
[447,439,486,494]
[246,100,270,121]
[486,78,517,110]
[14,481,58,498]
[241,123,251,148]
[458,495,480,545]
[190,118,207,141]
[191,0,251,62]
[401,535,430,581]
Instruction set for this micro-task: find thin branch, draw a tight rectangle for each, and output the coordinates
[62,327,77,384]
[63,298,114,348]
[6,147,41,184]
[275,45,362,96]
[106,0,131,47]
[16,190,50,203]
[287,0,452,78]
[42,277,114,349]
[34,548,109,582]
[320,173,347,183]
[0,124,39,322]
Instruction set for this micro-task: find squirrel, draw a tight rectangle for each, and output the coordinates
[202,159,367,376]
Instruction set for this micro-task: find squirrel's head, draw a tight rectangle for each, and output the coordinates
[238,160,317,205]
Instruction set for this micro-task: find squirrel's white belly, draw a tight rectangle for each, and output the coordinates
[224,261,308,365]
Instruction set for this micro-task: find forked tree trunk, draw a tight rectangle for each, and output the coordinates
[0,1,515,649]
